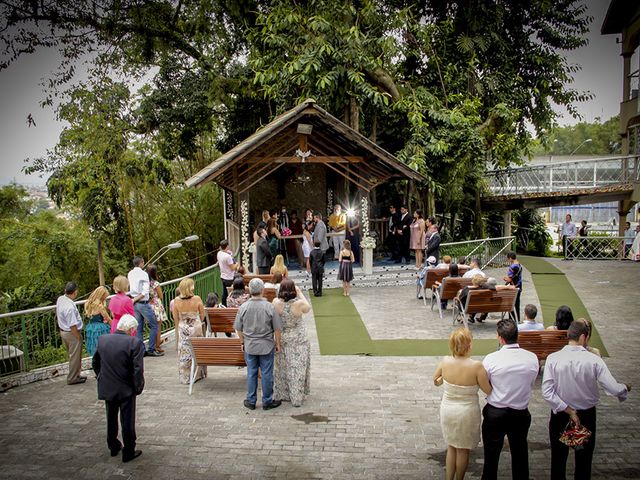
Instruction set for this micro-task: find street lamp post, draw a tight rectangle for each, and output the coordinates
[569,138,593,156]
[144,235,199,267]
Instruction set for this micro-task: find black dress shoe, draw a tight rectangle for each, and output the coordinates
[243,400,256,410]
[144,350,164,357]
[122,450,142,463]
[110,446,122,457]
[263,399,282,410]
[467,317,475,324]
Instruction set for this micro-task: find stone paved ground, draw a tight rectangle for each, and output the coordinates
[0,260,638,479]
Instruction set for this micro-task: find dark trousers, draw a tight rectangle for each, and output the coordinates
[509,288,521,323]
[399,235,410,262]
[311,269,324,296]
[258,266,270,275]
[106,395,137,457]
[221,278,233,306]
[549,407,597,480]
[482,404,531,480]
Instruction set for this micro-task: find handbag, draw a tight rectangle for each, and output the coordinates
[559,421,592,450]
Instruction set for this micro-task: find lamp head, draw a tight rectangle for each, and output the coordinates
[182,235,199,242]
[168,242,183,249]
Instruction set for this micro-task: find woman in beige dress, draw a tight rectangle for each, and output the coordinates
[410,210,426,268]
[433,328,492,480]
[171,277,206,384]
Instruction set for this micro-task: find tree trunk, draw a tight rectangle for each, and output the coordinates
[350,97,359,132]
[473,187,484,239]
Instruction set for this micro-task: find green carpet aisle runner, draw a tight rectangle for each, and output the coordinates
[519,256,608,356]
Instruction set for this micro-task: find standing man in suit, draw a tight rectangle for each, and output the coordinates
[312,211,328,259]
[425,224,441,263]
[308,241,326,297]
[481,320,539,480]
[396,205,412,264]
[386,205,400,261]
[93,314,145,463]
[256,227,273,274]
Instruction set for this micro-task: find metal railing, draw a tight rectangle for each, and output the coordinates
[565,237,631,260]
[0,264,222,378]
[440,236,516,269]
[486,155,640,197]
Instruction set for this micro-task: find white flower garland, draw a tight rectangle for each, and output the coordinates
[360,196,376,249]
[225,190,234,222]
[327,188,333,217]
[240,200,250,259]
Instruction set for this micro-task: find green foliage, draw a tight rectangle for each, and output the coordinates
[533,116,622,156]
[513,209,552,257]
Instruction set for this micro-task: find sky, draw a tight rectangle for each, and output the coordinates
[0,0,625,186]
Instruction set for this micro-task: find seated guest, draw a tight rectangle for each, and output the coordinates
[462,257,485,278]
[456,274,493,324]
[434,263,460,310]
[436,255,452,269]
[227,276,251,308]
[235,265,246,276]
[270,254,289,278]
[518,304,544,331]
[546,305,574,331]
[264,272,283,291]
[205,292,222,308]
[416,256,438,299]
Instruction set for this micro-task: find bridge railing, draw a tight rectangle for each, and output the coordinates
[486,155,640,196]
[440,236,516,269]
[565,237,631,261]
[0,264,222,378]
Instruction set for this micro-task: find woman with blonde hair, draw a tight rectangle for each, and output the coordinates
[171,277,206,384]
[433,328,492,480]
[270,254,289,278]
[84,286,112,356]
[108,275,135,334]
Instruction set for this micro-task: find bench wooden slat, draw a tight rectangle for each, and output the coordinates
[205,307,238,334]
[452,288,518,327]
[431,277,474,318]
[188,337,246,394]
[243,274,274,286]
[518,331,568,361]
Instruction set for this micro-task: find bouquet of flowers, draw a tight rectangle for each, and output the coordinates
[281,227,292,236]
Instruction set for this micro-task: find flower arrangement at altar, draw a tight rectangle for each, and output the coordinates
[247,242,256,253]
[360,196,376,249]
[281,227,292,236]
[240,200,250,256]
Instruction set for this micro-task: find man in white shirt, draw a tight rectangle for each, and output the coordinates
[542,321,630,479]
[56,282,87,385]
[624,221,635,257]
[559,214,576,255]
[217,239,237,306]
[128,256,163,357]
[462,257,485,279]
[518,304,544,331]
[482,320,539,480]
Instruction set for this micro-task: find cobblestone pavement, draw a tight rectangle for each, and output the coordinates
[0,260,638,479]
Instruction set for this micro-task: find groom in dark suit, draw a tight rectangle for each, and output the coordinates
[92,314,145,463]
[308,240,326,297]
[425,224,442,262]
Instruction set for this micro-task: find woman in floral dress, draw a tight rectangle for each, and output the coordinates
[171,277,206,384]
[273,279,311,407]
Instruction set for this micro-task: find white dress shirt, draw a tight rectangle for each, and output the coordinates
[518,320,545,331]
[217,250,235,281]
[128,267,150,301]
[483,344,539,410]
[56,294,83,331]
[560,221,577,238]
[542,344,628,413]
[624,228,635,246]
[463,267,486,278]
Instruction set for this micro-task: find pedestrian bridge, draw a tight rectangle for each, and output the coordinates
[482,155,640,211]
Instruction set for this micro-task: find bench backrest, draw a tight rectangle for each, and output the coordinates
[425,265,470,289]
[205,307,239,334]
[228,287,278,303]
[439,277,474,300]
[464,287,517,314]
[243,274,274,286]
[190,337,246,366]
[518,330,569,361]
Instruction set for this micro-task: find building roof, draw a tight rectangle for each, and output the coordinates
[601,0,640,35]
[186,98,425,193]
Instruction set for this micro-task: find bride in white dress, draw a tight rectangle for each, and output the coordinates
[433,328,492,480]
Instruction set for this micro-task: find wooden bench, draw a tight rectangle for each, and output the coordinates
[431,277,474,318]
[420,265,470,306]
[188,337,246,395]
[226,287,277,303]
[518,330,569,361]
[242,274,274,286]
[205,307,238,336]
[452,287,518,327]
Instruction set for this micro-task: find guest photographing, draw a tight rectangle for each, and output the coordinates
[273,279,311,407]
[171,278,206,385]
[433,328,492,480]
[84,286,112,357]
[234,278,282,410]
[108,276,135,334]
[217,239,237,306]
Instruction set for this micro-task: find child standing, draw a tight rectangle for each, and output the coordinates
[338,239,355,296]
